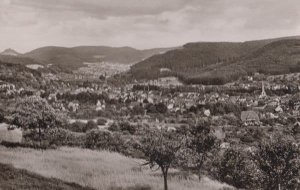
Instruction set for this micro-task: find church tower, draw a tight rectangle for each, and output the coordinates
[259,82,267,98]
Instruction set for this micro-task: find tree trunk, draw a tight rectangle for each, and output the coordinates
[38,126,42,148]
[162,167,168,190]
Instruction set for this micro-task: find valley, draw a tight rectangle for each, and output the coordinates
[1,35,300,190]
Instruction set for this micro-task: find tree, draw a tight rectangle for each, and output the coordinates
[12,96,61,147]
[0,108,4,123]
[216,148,256,189]
[140,129,182,190]
[156,103,168,114]
[186,123,217,180]
[252,138,300,190]
[85,120,98,132]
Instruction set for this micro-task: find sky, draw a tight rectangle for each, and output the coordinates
[0,0,299,53]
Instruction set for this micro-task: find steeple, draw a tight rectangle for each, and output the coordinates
[259,81,267,98]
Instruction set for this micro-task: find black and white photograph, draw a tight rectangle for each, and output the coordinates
[1,0,300,189]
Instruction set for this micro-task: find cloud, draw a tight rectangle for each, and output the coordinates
[0,0,299,52]
[11,0,196,18]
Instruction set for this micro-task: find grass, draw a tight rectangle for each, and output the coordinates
[0,162,94,190]
[0,123,22,143]
[0,146,232,190]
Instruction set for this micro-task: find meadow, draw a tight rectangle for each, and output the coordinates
[0,146,232,190]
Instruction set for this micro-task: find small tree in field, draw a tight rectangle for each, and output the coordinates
[252,138,300,190]
[140,129,183,190]
[216,148,257,189]
[186,123,217,180]
[12,96,61,147]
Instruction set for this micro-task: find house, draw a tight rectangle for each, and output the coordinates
[68,102,79,112]
[275,105,283,113]
[241,111,260,126]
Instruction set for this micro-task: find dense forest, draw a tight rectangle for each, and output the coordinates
[130,37,300,85]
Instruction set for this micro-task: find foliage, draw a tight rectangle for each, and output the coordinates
[183,122,218,179]
[11,96,62,147]
[12,96,61,130]
[215,148,257,189]
[131,39,300,85]
[85,120,98,131]
[108,121,137,135]
[97,118,107,125]
[139,129,183,190]
[66,121,87,133]
[252,138,300,190]
[45,128,86,147]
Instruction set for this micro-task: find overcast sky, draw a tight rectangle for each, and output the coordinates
[0,0,299,53]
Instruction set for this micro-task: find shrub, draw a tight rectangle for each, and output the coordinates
[108,121,136,135]
[97,118,107,125]
[85,129,125,152]
[45,128,86,147]
[85,120,98,132]
[215,148,256,189]
[252,138,300,190]
[67,121,87,133]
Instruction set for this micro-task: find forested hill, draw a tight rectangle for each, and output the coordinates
[22,46,175,71]
[0,61,43,89]
[130,36,300,85]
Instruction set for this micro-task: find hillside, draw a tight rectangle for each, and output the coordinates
[0,146,232,190]
[0,61,43,89]
[0,55,43,67]
[0,163,94,190]
[0,48,20,56]
[24,46,175,71]
[130,36,300,85]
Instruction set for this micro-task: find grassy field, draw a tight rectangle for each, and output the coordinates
[0,163,94,190]
[0,146,232,190]
[0,123,22,143]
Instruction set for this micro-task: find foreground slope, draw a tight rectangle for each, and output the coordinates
[0,146,231,190]
[0,163,94,190]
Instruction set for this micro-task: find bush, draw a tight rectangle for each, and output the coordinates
[85,129,120,151]
[45,128,86,147]
[215,148,256,189]
[252,138,300,190]
[97,118,107,125]
[85,120,98,131]
[85,129,141,157]
[108,121,136,135]
[65,121,98,133]
[67,121,87,133]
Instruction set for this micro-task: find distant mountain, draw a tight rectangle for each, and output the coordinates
[0,48,20,56]
[23,46,176,71]
[130,36,300,85]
